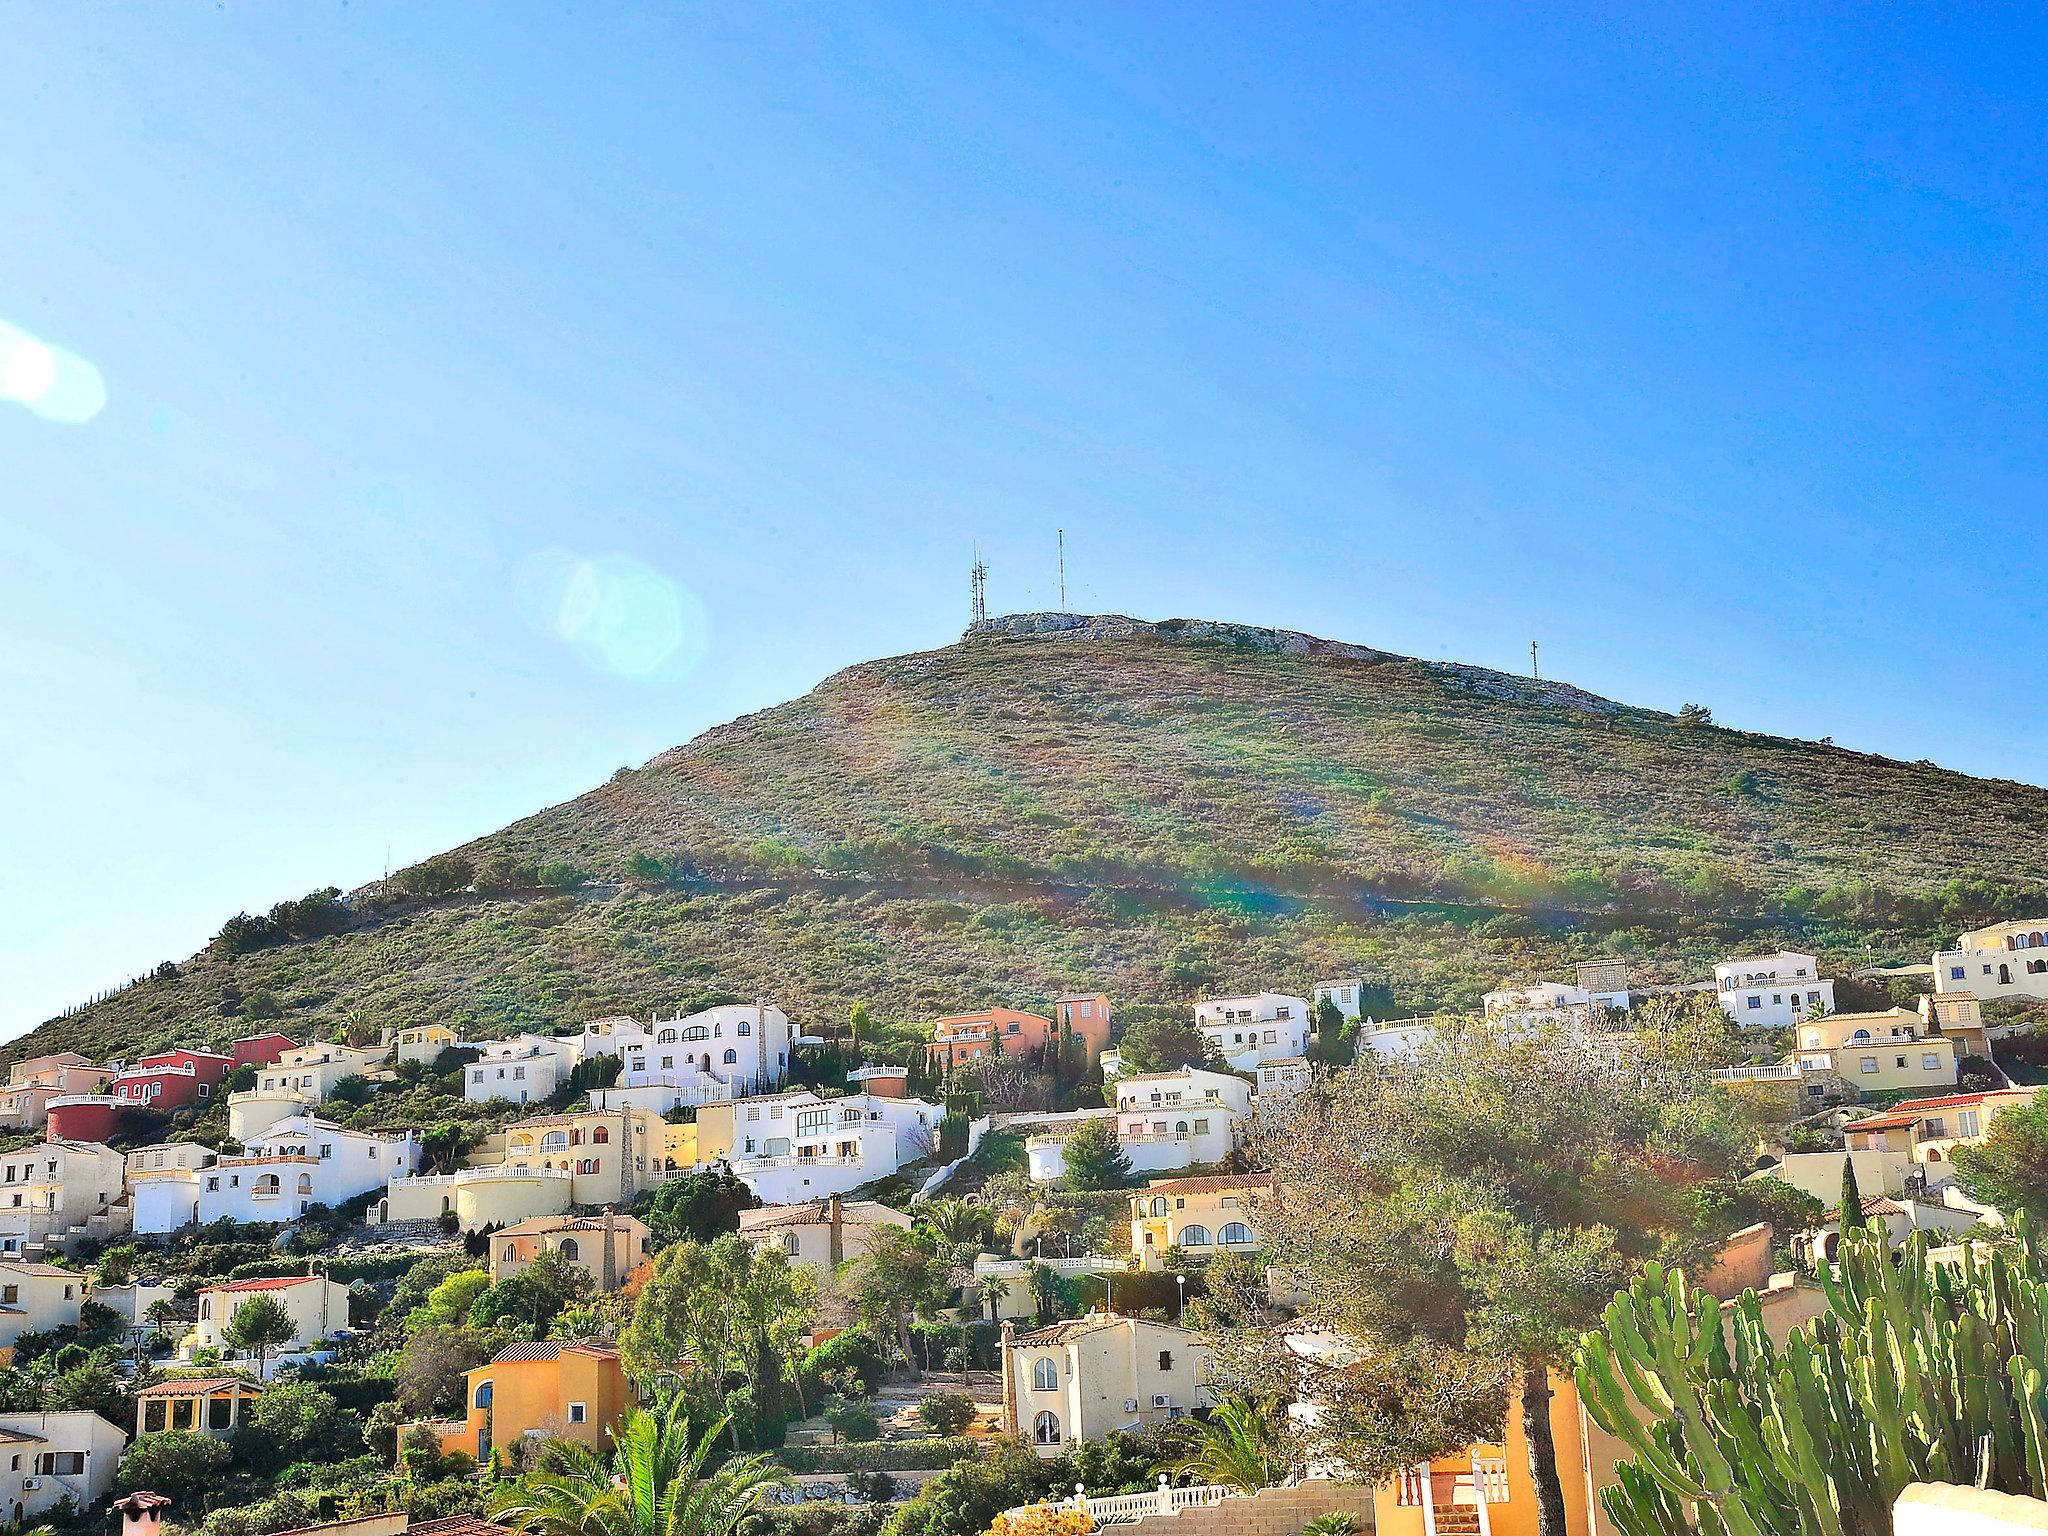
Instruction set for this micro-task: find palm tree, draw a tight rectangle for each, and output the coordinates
[489,1391,789,1536]
[1171,1396,1292,1494]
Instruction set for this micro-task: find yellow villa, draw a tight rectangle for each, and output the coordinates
[411,1341,635,1464]
[1128,1174,1270,1271]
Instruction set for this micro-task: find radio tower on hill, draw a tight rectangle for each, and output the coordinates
[971,554,988,622]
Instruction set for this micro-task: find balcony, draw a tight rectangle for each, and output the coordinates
[1712,1063,1804,1084]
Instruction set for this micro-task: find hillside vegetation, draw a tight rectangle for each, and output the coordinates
[20,613,2048,1067]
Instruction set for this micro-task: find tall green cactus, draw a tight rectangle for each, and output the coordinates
[1575,1217,2048,1536]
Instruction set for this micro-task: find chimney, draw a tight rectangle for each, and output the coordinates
[999,1320,1018,1434]
[113,1492,171,1536]
[827,1195,844,1267]
[601,1206,618,1292]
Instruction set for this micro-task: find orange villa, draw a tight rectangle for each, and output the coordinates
[411,1340,635,1464]
[926,999,1111,1073]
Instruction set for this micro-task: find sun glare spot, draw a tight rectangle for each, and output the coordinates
[517,550,709,682]
[0,320,106,424]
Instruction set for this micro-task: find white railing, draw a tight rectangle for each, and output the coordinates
[730,1152,863,1172]
[1713,1063,1803,1083]
[398,1165,573,1186]
[1051,1477,1238,1526]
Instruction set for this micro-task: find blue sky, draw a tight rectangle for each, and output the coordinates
[5,4,2047,1039]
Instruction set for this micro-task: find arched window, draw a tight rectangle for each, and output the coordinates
[1033,1411,1061,1445]
[1175,1121,1190,1136]
[724,1049,738,1065]
[1149,1197,1166,1217]
[474,1381,494,1409]
[297,1173,314,1195]
[684,1026,710,1042]
[570,1129,583,1146]
[1851,1030,1871,1042]
[658,1029,677,1044]
[1220,1222,1255,1245]
[782,1233,800,1255]
[1926,1149,1945,1162]
[559,1238,579,1262]
[1031,1358,1058,1391]
[1179,1224,1212,1246]
[253,1175,280,1199]
[592,1126,610,1144]
[542,1132,568,1150]
[503,1245,517,1262]
[738,1022,752,1036]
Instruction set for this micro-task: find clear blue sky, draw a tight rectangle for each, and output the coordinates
[6,4,2047,1040]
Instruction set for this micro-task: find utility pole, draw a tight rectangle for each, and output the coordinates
[1057,529,1066,610]
[1531,642,1540,681]
[971,554,988,622]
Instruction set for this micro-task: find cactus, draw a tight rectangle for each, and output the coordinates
[1575,1217,2048,1536]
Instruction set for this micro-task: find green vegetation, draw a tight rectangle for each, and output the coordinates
[1954,1089,2048,1222]
[18,621,2048,1068]
[1578,1222,2048,1536]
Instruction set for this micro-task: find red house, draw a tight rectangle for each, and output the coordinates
[229,1033,299,1070]
[45,1098,122,1142]
[110,1049,233,1112]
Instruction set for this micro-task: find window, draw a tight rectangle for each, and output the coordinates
[593,1127,609,1144]
[1033,1411,1061,1445]
[568,1402,587,1424]
[1953,967,1967,981]
[738,1022,751,1036]
[1032,1358,1058,1391]
[1860,1058,1879,1075]
[782,1233,800,1255]
[1747,997,1762,1010]
[1220,1222,1254,1245]
[503,1245,517,1262]
[1193,1119,1210,1134]
[1179,1224,1211,1246]
[474,1381,494,1409]
[1159,1351,1174,1370]
[560,1238,580,1262]
[1149,1197,1167,1217]
[724,1050,738,1065]
[1960,1110,1982,1137]
[1923,1055,1940,1070]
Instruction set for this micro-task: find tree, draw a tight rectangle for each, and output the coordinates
[474,850,539,895]
[145,1296,181,1339]
[918,1392,976,1437]
[620,1236,815,1447]
[233,1380,360,1472]
[488,1389,787,1536]
[1675,703,1713,727]
[1577,1222,2048,1536]
[1839,1153,1866,1230]
[1171,1396,1291,1493]
[1307,998,1353,1069]
[644,1169,758,1248]
[1244,1018,1749,1536]
[469,1248,590,1334]
[1954,1089,2048,1222]
[1115,1016,1213,1075]
[117,1430,230,1505]
[1058,1119,1132,1192]
[884,1436,1063,1536]
[397,1322,492,1415]
[221,1294,296,1379]
[46,1359,128,1422]
[393,852,475,898]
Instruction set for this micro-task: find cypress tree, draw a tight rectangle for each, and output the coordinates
[1840,1154,1865,1229]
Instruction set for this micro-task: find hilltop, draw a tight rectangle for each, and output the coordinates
[20,614,2048,1067]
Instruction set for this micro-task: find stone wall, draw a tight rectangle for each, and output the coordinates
[1119,1480,1376,1536]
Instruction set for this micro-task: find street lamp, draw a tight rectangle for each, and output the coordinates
[1176,1273,1185,1322]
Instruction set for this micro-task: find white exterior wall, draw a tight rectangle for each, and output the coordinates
[0,1142,126,1255]
[725,1093,939,1202]
[194,1116,415,1224]
[0,1411,126,1523]
[1312,980,1363,1020]
[129,1174,202,1236]
[1715,952,1834,1030]
[1191,994,1311,1070]
[1936,922,2048,1001]
[194,1278,350,1357]
[466,1036,577,1106]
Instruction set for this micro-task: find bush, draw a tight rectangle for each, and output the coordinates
[917,1393,977,1437]
[825,1398,881,1444]
[117,1430,230,1503]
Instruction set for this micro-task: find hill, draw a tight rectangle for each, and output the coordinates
[20,613,2048,1068]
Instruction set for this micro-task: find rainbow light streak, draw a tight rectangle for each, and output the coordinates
[0,319,106,424]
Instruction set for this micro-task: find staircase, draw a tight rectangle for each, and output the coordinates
[1433,1506,1481,1536]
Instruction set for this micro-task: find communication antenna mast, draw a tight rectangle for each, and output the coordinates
[1057,529,1066,610]
[971,554,988,622]
[1531,642,1540,680]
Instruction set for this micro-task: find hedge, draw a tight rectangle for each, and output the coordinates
[777,1437,980,1473]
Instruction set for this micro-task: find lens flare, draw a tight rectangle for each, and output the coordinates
[517,550,709,682]
[0,319,106,424]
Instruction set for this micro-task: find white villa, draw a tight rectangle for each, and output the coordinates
[0,1140,127,1259]
[718,1090,948,1203]
[133,1115,417,1233]
[1027,1067,1250,1182]
[1191,993,1311,1070]
[1483,977,1631,1031]
[1312,980,1364,1020]
[1934,920,2048,1003]
[229,1041,389,1139]
[465,1035,583,1106]
[1715,952,1834,1030]
[579,1001,797,1113]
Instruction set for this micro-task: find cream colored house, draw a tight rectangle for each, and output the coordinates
[389,1025,460,1067]
[488,1213,650,1288]
[1918,992,1997,1060]
[229,1043,388,1140]
[1935,920,2048,1002]
[193,1275,351,1373]
[0,1056,112,1133]
[1795,1008,1957,1094]
[1843,1089,2038,1174]
[1001,1313,1213,1453]
[736,1196,910,1285]
[0,1263,84,1355]
[123,1143,212,1180]
[1128,1174,1270,1270]
[0,1410,127,1525]
[0,1140,127,1258]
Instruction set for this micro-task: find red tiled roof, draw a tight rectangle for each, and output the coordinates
[1846,1090,2022,1134]
[410,1518,519,1536]
[1141,1174,1274,1197]
[200,1275,316,1293]
[137,1377,260,1397]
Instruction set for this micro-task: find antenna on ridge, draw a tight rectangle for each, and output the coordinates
[1531,642,1540,681]
[1057,529,1066,611]
[971,552,988,623]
